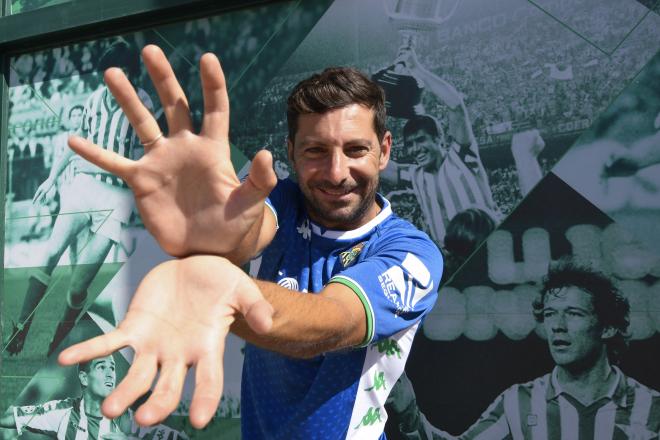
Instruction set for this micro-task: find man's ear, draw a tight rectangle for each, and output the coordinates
[287,138,295,164]
[601,326,617,340]
[379,131,392,170]
[79,371,88,388]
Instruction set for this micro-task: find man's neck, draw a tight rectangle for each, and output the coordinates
[556,355,616,406]
[82,393,103,417]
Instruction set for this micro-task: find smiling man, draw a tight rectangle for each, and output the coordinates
[387,261,660,439]
[380,46,499,245]
[55,46,442,439]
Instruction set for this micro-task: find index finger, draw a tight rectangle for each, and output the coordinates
[58,330,129,366]
[199,52,229,141]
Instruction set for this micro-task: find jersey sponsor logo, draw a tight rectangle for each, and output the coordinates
[373,339,402,358]
[296,219,311,240]
[377,253,434,314]
[364,371,387,392]
[353,407,382,429]
[277,277,299,291]
[340,242,365,267]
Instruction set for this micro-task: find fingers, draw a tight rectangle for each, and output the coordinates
[233,149,277,208]
[102,353,158,418]
[104,67,162,148]
[199,52,229,141]
[58,331,128,366]
[189,352,224,429]
[135,361,187,426]
[68,136,134,181]
[141,45,193,134]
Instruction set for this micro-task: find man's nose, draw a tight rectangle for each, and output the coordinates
[326,151,349,184]
[550,314,567,331]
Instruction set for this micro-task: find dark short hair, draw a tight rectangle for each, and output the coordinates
[287,67,387,142]
[403,114,443,140]
[68,104,84,118]
[533,260,630,364]
[98,39,140,80]
[78,355,114,375]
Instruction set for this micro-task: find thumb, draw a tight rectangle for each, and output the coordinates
[236,278,273,335]
[234,149,277,206]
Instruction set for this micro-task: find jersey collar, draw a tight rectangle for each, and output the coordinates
[310,194,392,241]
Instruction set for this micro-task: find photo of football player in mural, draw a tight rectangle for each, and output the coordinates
[4,39,154,357]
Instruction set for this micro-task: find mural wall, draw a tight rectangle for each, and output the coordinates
[2,0,659,438]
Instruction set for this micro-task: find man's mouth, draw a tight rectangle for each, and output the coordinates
[317,186,354,198]
[552,340,571,348]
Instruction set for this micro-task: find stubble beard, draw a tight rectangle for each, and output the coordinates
[302,176,380,230]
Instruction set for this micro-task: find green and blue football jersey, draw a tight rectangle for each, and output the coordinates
[242,179,443,439]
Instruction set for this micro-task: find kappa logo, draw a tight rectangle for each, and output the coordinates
[278,277,299,291]
[297,219,311,240]
[340,242,365,267]
[378,253,434,314]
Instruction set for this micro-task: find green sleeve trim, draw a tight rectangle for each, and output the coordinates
[328,275,375,347]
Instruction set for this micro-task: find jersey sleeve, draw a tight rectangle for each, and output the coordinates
[13,399,69,436]
[264,178,299,230]
[329,230,442,346]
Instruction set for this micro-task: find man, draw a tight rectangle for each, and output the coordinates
[387,261,660,439]
[380,46,500,245]
[4,39,153,357]
[0,355,187,440]
[56,44,442,439]
[0,355,133,439]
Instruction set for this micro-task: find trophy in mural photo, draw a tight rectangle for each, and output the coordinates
[374,0,461,119]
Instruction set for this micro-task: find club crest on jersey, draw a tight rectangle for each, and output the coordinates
[340,242,365,268]
[378,253,434,315]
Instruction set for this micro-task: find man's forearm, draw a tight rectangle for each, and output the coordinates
[230,279,363,358]
[414,67,463,110]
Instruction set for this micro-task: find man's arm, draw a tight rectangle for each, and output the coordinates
[67,45,277,263]
[231,279,366,358]
[458,391,512,440]
[398,46,475,147]
[511,129,545,196]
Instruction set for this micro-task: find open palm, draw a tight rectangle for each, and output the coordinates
[68,45,277,257]
[59,256,273,429]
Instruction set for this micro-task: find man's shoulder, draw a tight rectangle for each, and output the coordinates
[622,373,660,398]
[375,210,437,247]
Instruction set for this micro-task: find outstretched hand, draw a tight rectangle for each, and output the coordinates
[68,45,277,257]
[58,256,273,429]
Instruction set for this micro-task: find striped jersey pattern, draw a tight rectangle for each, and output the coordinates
[71,86,153,179]
[401,141,499,245]
[13,397,129,440]
[460,367,660,440]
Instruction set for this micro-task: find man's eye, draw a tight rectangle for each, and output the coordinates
[348,146,368,155]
